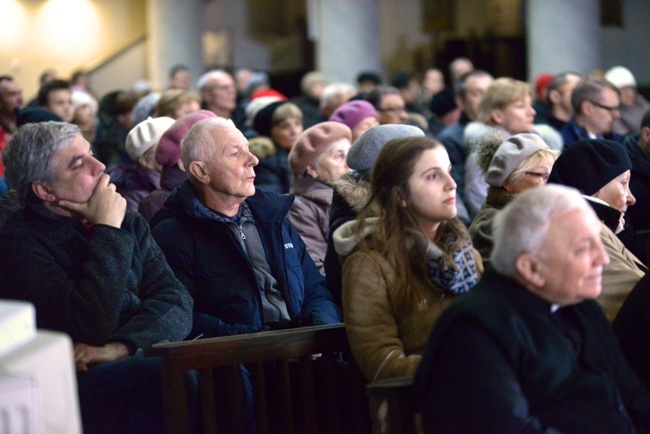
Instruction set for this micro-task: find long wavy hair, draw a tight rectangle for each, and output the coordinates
[355,136,468,314]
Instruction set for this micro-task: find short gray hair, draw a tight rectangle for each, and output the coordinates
[491,184,591,277]
[3,122,81,199]
[181,116,236,181]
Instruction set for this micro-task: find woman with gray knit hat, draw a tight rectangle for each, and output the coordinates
[469,132,558,264]
[287,121,352,274]
[549,138,647,321]
[324,124,425,307]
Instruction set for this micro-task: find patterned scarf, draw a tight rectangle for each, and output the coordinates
[425,230,479,295]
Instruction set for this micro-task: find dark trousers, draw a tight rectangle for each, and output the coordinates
[77,352,200,434]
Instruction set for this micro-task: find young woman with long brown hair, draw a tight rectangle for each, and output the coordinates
[333,136,482,383]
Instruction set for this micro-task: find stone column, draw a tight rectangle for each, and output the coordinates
[527,0,601,80]
[147,0,204,91]
[308,0,382,84]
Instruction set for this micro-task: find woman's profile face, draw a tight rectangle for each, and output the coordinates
[406,146,457,234]
[594,170,635,214]
[506,160,553,194]
[492,95,536,134]
[271,117,303,150]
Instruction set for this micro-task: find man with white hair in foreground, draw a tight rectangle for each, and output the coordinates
[415,184,650,433]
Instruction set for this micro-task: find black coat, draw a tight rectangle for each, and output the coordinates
[0,195,193,349]
[415,269,650,433]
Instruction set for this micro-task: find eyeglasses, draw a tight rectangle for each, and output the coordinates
[525,171,550,182]
[588,100,620,113]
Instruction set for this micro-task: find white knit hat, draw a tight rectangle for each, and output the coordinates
[125,116,175,161]
[605,66,637,89]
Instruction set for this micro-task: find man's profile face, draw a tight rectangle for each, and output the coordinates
[533,208,609,306]
[0,80,24,115]
[47,135,106,205]
[462,75,493,121]
[204,126,258,201]
[377,93,407,125]
[586,87,620,135]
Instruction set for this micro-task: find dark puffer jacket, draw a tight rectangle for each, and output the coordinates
[150,180,342,338]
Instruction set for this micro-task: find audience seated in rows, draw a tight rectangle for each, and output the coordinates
[606,66,650,136]
[138,110,215,221]
[549,138,647,320]
[287,121,352,274]
[335,135,481,383]
[463,77,562,218]
[106,116,173,211]
[0,121,196,434]
[469,133,558,264]
[416,184,650,433]
[561,76,623,146]
[150,117,341,338]
[329,99,379,143]
[436,69,494,222]
[325,124,425,307]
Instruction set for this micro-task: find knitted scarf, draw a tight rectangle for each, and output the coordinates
[425,230,479,295]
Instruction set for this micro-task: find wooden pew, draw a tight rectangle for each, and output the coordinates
[145,323,371,434]
[366,377,418,434]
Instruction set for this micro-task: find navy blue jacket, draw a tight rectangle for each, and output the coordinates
[561,116,623,148]
[151,180,342,338]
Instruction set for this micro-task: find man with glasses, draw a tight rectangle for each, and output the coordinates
[561,76,623,147]
[365,85,408,125]
[197,69,245,130]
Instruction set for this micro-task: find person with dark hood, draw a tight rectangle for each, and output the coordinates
[549,138,647,321]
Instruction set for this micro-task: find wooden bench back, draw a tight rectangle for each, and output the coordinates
[145,324,371,434]
[366,377,419,434]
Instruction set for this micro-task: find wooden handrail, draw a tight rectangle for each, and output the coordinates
[144,323,370,434]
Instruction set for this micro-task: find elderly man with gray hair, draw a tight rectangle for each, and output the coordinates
[415,184,650,433]
[150,116,341,339]
[0,122,196,434]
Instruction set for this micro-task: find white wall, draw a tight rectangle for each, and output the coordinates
[526,0,601,81]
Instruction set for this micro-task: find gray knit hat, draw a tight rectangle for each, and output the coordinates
[347,124,424,180]
[485,133,548,187]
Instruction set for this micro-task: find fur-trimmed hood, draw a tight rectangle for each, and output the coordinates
[331,171,371,214]
[332,216,378,258]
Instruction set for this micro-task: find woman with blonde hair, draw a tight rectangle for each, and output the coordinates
[469,133,558,263]
[334,136,482,383]
[464,77,562,217]
[154,89,201,120]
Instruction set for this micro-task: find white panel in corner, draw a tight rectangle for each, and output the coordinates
[0,331,82,434]
[0,300,36,357]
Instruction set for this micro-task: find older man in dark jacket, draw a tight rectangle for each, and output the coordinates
[415,185,650,433]
[151,117,341,339]
[0,122,195,434]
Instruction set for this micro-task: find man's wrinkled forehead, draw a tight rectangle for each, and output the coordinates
[210,125,246,153]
